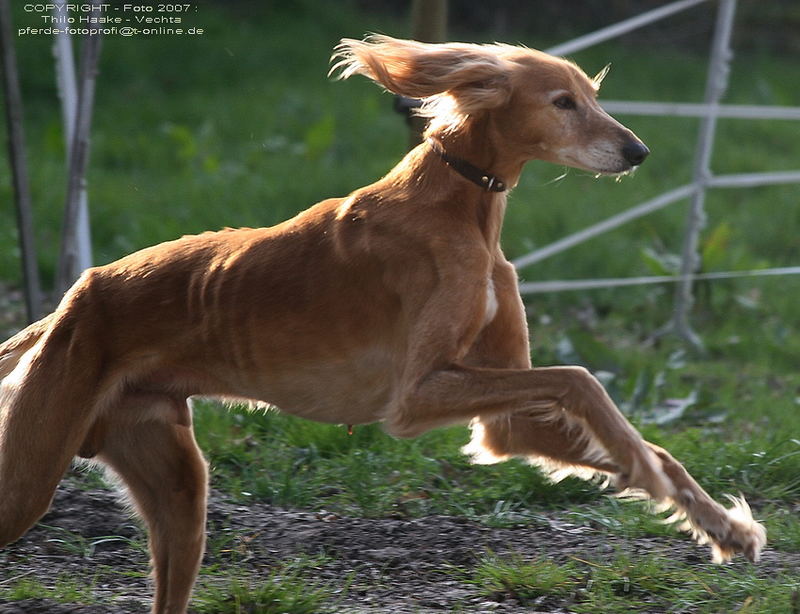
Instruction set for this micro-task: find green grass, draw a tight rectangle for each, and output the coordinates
[465,551,579,604]
[193,400,601,518]
[3,2,412,285]
[3,4,799,292]
[570,553,794,613]
[37,524,146,559]
[193,557,337,614]
[0,576,97,604]
[460,551,800,613]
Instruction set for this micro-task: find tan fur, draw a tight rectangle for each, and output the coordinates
[0,36,764,613]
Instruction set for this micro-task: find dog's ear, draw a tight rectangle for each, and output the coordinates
[331,35,511,115]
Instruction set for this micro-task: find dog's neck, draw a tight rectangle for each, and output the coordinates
[427,139,509,250]
[427,115,527,191]
[372,121,514,250]
[426,138,507,193]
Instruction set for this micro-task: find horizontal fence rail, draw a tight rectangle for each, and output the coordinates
[511,170,800,271]
[545,0,709,57]
[512,185,697,269]
[519,266,800,295]
[601,101,800,121]
[707,170,800,188]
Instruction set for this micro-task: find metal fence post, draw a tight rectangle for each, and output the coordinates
[502,0,800,312]
[654,0,737,350]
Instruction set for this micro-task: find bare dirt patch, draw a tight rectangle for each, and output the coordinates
[1,473,796,613]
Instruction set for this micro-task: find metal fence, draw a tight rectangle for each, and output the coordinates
[510,0,800,348]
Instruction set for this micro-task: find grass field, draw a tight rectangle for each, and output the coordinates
[1,2,799,613]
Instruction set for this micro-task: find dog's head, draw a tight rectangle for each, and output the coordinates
[331,35,648,176]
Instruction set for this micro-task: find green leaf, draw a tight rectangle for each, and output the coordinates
[640,246,681,276]
[701,221,733,271]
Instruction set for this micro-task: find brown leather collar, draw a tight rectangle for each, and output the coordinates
[427,138,507,193]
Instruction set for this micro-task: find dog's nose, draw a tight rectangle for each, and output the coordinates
[622,141,649,166]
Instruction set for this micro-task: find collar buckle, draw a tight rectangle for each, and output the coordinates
[428,139,508,193]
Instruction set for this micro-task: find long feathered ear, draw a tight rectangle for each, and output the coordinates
[330,35,512,115]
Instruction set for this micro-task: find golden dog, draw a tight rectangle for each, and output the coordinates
[0,36,765,613]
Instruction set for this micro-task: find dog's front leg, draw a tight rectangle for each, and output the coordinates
[393,361,766,562]
[385,253,669,498]
[383,254,764,562]
[645,442,765,562]
[388,364,674,500]
[467,411,765,561]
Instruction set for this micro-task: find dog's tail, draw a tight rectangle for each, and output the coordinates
[1,280,110,548]
[0,313,55,379]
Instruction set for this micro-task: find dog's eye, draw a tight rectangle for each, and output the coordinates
[553,95,577,110]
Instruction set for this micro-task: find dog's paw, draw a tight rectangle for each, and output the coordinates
[704,495,766,563]
[679,494,766,563]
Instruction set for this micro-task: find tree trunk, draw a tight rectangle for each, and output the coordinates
[0,0,43,322]
[56,10,102,297]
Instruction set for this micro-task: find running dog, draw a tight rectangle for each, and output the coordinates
[0,36,765,613]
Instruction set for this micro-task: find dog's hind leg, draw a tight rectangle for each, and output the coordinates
[97,393,208,614]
